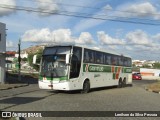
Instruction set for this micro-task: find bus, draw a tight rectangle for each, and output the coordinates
[36,45,132,93]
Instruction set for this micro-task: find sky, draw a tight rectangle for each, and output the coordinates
[0,0,160,60]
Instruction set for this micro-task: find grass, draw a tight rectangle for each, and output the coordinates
[147,81,160,92]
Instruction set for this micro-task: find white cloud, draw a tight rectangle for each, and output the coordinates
[124,30,160,57]
[73,2,160,33]
[125,30,150,45]
[22,28,74,44]
[73,4,112,33]
[97,31,124,45]
[6,41,14,48]
[22,28,96,45]
[116,2,160,20]
[36,0,59,16]
[0,0,16,16]
[76,32,95,44]
[153,33,160,41]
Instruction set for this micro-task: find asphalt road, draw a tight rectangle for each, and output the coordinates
[0,80,159,120]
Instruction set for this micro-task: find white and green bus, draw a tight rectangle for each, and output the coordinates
[37,45,132,93]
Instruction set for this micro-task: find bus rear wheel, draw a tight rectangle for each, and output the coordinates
[81,80,90,93]
[122,78,126,87]
[118,78,123,88]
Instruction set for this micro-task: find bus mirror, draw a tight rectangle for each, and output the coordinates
[66,54,70,64]
[33,55,37,64]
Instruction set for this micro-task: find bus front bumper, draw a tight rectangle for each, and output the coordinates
[38,80,71,90]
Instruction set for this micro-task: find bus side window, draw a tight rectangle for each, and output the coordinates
[84,49,94,63]
[84,50,89,63]
[111,55,115,65]
[88,50,94,63]
[95,52,103,64]
[104,53,111,65]
[127,58,131,67]
[123,58,128,66]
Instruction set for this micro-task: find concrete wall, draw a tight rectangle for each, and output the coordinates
[0,22,6,83]
[140,68,160,77]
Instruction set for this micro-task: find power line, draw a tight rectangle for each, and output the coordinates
[0,4,160,26]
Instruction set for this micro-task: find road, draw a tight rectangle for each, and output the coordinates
[0,80,160,120]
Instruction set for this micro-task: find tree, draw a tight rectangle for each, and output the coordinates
[27,48,43,71]
[153,62,160,69]
[27,53,34,67]
[142,64,151,68]
[22,57,27,62]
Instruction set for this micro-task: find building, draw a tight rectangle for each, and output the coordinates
[15,51,28,59]
[0,22,6,84]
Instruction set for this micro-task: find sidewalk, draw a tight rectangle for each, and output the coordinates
[0,83,28,90]
[142,76,160,80]
[141,76,160,94]
[0,73,38,90]
[145,81,160,94]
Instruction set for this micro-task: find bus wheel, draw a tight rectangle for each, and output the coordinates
[81,80,90,93]
[118,78,123,88]
[122,78,126,87]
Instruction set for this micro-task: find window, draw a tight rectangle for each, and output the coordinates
[118,56,124,66]
[70,47,82,78]
[73,47,82,62]
[84,49,95,63]
[123,57,128,66]
[95,52,103,64]
[126,57,132,67]
[111,55,118,65]
[104,53,111,65]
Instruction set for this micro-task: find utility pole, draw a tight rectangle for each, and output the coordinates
[18,39,21,81]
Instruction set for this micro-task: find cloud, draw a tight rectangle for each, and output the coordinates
[21,28,96,45]
[96,30,160,60]
[116,2,160,20]
[73,2,160,33]
[125,29,150,45]
[6,41,14,48]
[0,0,16,16]
[124,30,160,54]
[97,31,124,45]
[73,4,112,33]
[153,33,160,41]
[36,0,59,16]
[76,32,95,44]
[22,28,74,44]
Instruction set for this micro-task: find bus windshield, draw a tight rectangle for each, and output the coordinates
[40,55,67,78]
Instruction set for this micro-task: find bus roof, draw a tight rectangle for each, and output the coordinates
[45,45,131,58]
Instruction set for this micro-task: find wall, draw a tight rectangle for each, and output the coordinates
[140,68,160,77]
[0,22,6,83]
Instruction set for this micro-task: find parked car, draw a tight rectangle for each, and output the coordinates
[132,72,142,80]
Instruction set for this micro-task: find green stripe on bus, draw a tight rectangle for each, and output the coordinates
[39,76,68,81]
[83,64,132,73]
[122,68,132,73]
[83,64,111,72]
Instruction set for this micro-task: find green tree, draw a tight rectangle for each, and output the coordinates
[22,57,27,62]
[142,64,151,68]
[28,53,34,67]
[27,48,43,71]
[153,62,160,69]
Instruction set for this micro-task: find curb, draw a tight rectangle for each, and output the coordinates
[0,84,29,90]
[145,87,160,94]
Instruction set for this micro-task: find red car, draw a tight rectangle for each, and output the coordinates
[132,73,142,80]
